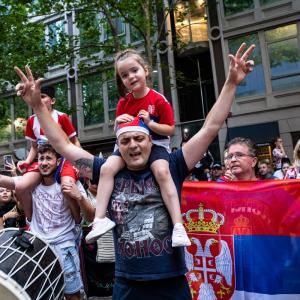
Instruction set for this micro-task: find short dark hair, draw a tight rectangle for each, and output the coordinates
[41,86,55,99]
[281,157,290,165]
[226,137,257,157]
[37,144,60,159]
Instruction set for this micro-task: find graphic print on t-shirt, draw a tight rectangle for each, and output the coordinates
[33,189,64,232]
[111,175,173,259]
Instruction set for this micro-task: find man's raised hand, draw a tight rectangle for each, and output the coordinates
[14,66,43,109]
[227,43,256,86]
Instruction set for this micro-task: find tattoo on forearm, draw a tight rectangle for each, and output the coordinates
[74,158,93,177]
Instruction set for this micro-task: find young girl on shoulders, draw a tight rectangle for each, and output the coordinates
[85,49,190,247]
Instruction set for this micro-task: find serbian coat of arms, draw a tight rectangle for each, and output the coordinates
[183,203,235,300]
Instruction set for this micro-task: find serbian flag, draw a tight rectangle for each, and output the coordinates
[182,180,300,300]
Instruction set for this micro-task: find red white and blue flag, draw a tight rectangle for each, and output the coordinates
[182,180,300,299]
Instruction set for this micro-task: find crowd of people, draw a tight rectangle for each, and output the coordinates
[185,136,297,182]
[0,41,297,300]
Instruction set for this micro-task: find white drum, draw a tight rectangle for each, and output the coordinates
[0,228,64,299]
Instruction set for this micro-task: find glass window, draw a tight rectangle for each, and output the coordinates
[223,0,254,16]
[115,18,125,36]
[0,99,11,143]
[265,24,297,41]
[82,74,104,126]
[48,20,64,47]
[104,18,126,44]
[130,25,143,43]
[228,34,265,98]
[14,97,28,140]
[54,82,71,114]
[265,24,300,91]
[77,12,100,56]
[152,70,159,92]
[174,0,208,44]
[151,55,159,92]
[107,79,119,123]
[260,0,281,6]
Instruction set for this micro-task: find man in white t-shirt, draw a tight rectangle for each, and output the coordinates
[32,144,85,300]
[0,144,85,300]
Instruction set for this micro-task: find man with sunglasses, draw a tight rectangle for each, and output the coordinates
[225,137,258,181]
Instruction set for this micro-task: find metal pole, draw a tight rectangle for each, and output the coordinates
[197,58,206,118]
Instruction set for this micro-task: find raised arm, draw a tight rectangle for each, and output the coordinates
[0,174,16,190]
[25,142,38,165]
[70,136,81,148]
[14,66,94,178]
[182,43,255,170]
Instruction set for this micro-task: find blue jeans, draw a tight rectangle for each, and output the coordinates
[54,245,83,294]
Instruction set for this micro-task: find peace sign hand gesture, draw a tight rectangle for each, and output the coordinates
[227,43,255,86]
[14,66,43,110]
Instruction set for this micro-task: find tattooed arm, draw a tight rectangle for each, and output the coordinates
[74,158,94,179]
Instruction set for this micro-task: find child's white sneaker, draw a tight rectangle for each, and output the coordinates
[172,223,191,247]
[85,217,115,244]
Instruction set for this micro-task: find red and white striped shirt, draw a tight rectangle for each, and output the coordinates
[25,109,76,145]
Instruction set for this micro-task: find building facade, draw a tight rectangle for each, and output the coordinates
[209,0,300,161]
[172,0,300,161]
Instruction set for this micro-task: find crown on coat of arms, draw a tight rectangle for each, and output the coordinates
[233,214,249,227]
[184,203,224,233]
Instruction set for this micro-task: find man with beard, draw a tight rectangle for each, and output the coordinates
[258,160,276,180]
[0,144,86,300]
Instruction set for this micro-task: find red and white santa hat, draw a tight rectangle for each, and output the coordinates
[116,116,150,138]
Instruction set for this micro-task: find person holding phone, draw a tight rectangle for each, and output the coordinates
[3,155,17,177]
[4,155,13,169]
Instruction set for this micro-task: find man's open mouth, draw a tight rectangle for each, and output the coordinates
[130,152,140,158]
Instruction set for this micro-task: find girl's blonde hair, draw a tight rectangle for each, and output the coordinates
[114,49,152,97]
[293,139,300,167]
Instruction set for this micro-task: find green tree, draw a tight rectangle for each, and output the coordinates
[0,0,172,134]
[0,0,168,87]
[0,1,71,88]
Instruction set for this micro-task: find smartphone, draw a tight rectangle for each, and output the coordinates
[3,155,13,170]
